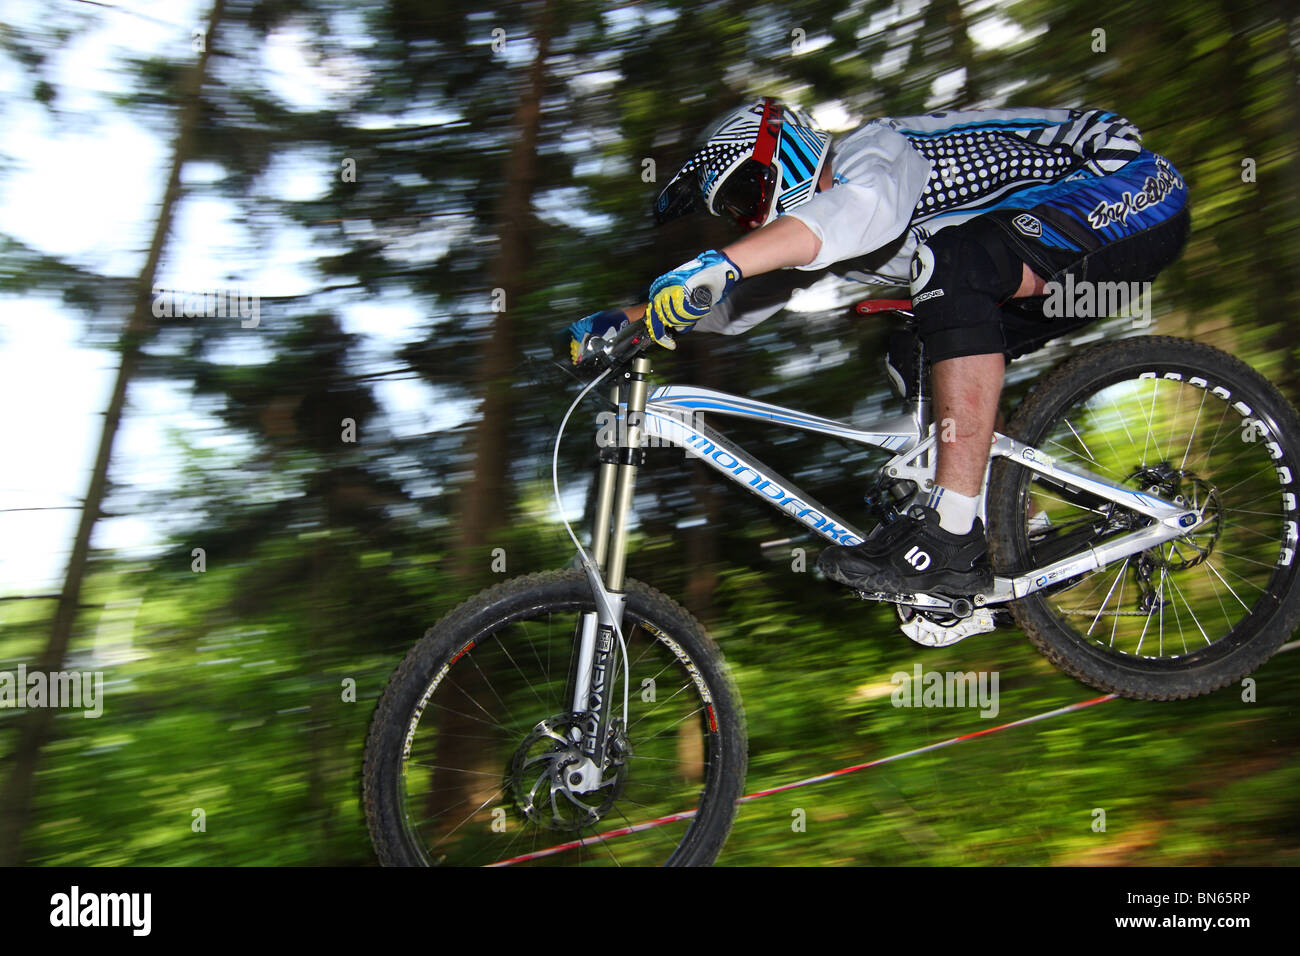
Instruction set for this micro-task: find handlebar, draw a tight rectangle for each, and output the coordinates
[579,315,657,368]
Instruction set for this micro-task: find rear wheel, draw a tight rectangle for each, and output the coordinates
[988,336,1300,699]
[363,570,747,865]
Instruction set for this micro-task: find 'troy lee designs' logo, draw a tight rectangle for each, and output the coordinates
[1086,158,1185,230]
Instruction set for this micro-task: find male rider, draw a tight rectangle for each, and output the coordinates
[568,99,1189,598]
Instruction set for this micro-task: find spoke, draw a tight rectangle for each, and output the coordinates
[1185,404,1233,473]
[1211,548,1279,572]
[1203,560,1253,613]
[1062,416,1099,465]
[518,619,552,694]
[626,627,661,672]
[465,648,520,729]
[1215,461,1282,499]
[496,639,549,710]
[405,732,506,746]
[1107,394,1143,462]
[1180,385,1209,470]
[1164,572,1210,648]
[1139,377,1160,465]
[627,682,694,732]
[1086,557,1130,637]
[1032,488,1110,518]
[426,785,507,856]
[407,763,504,778]
[636,706,706,746]
[1213,556,1270,595]
[1166,376,1186,464]
[612,802,675,856]
[440,676,516,735]
[1135,578,1157,656]
[428,698,516,737]
[1217,523,1285,548]
[1110,563,1129,648]
[1220,506,1287,519]
[1057,563,1114,607]
[1224,487,1288,511]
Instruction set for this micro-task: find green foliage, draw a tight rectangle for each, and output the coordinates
[3,0,1299,865]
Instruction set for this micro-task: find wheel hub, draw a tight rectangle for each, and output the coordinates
[1131,463,1222,569]
[1129,463,1222,612]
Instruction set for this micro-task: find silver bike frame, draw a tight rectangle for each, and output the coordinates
[565,354,1205,784]
[633,381,1200,605]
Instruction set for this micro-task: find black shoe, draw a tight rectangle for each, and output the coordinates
[818,503,992,597]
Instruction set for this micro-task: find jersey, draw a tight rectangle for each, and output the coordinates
[695,106,1147,336]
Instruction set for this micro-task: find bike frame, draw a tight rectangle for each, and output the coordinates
[565,353,1203,785]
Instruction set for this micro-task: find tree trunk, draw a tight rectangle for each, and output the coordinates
[428,0,553,838]
[0,0,227,866]
[455,0,553,582]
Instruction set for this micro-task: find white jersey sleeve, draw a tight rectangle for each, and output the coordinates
[781,122,932,272]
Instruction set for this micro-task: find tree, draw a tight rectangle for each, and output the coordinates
[0,0,229,866]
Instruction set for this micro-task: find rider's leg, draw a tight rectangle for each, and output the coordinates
[906,221,1024,538]
[930,261,1043,509]
[817,222,1021,595]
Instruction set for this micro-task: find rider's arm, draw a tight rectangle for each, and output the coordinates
[730,123,931,276]
[721,216,823,276]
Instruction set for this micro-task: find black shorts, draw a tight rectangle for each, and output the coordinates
[913,150,1191,362]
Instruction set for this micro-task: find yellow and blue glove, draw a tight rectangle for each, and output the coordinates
[645,250,742,348]
[565,307,630,365]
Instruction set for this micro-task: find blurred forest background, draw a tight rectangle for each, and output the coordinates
[1,0,1299,866]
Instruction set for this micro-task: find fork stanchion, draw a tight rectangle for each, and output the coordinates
[605,356,651,592]
[605,356,655,590]
[589,383,621,573]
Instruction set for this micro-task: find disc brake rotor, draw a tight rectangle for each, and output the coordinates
[507,714,628,832]
[1129,464,1222,611]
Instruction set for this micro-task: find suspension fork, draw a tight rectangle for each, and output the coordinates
[569,356,651,777]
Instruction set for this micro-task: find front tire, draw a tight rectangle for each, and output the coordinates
[364,570,747,866]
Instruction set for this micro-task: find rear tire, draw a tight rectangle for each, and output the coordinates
[988,336,1300,699]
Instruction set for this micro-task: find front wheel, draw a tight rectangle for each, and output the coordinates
[988,335,1300,699]
[363,569,747,866]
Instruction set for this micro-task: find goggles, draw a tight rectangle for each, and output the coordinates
[710,97,782,229]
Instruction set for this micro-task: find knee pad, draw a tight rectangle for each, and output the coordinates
[909,220,1024,363]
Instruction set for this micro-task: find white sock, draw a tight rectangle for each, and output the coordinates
[925,485,980,535]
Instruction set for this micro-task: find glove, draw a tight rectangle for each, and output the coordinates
[566,308,630,365]
[645,250,742,347]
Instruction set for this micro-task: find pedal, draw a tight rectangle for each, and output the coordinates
[897,606,997,647]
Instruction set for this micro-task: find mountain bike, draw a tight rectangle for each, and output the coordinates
[363,300,1300,866]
